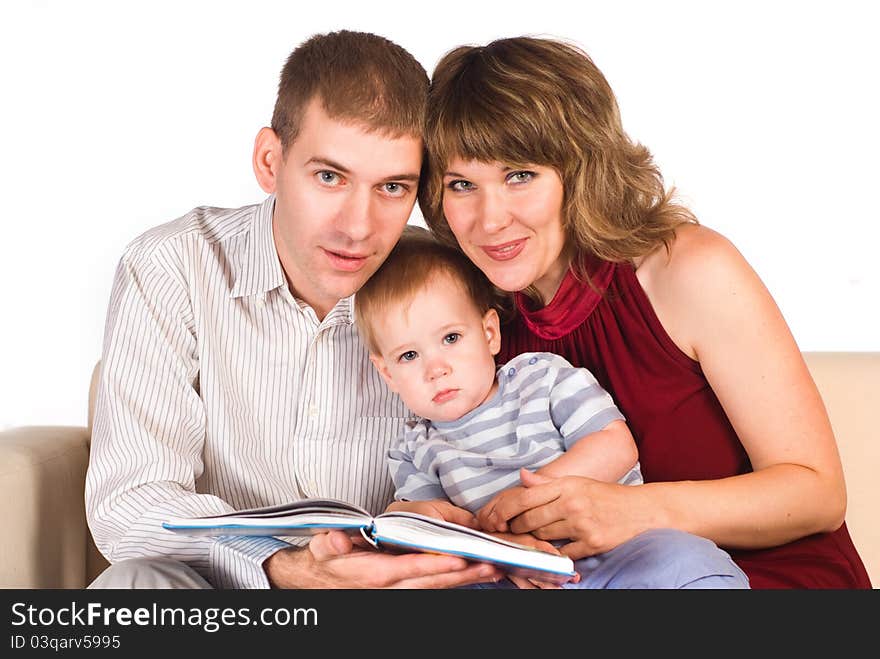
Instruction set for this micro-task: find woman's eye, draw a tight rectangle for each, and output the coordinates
[447,180,474,192]
[399,350,418,362]
[507,171,535,185]
[317,171,342,186]
[443,333,461,345]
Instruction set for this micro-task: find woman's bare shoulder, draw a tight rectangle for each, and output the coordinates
[636,223,746,288]
[635,224,751,302]
[635,223,763,359]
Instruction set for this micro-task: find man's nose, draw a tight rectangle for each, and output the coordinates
[337,188,374,242]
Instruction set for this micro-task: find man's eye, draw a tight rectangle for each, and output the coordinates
[399,350,418,362]
[382,182,408,197]
[447,180,474,192]
[317,171,342,186]
[443,333,460,345]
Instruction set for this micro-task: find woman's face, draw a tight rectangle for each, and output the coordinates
[441,158,569,302]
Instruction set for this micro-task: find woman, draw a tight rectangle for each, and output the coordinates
[419,37,871,588]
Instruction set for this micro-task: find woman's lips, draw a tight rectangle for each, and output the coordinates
[481,239,526,262]
[432,389,459,404]
[323,248,369,272]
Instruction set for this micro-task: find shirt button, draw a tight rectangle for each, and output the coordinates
[255,293,267,307]
[308,480,318,491]
[508,367,516,377]
[308,404,319,418]
[528,357,538,365]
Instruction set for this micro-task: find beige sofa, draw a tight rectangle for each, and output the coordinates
[1,353,877,588]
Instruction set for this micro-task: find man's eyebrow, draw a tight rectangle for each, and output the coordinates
[306,157,419,182]
[306,157,351,174]
[384,172,420,182]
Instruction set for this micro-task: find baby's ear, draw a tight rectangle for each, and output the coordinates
[369,354,398,392]
[483,308,501,356]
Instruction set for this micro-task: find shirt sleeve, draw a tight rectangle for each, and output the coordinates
[386,420,447,502]
[85,237,287,589]
[546,356,625,449]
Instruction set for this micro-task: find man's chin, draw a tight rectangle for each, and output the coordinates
[326,271,375,299]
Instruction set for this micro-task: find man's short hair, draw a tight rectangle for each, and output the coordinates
[355,226,495,355]
[271,30,429,151]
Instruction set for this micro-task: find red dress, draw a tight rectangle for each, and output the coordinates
[498,257,871,588]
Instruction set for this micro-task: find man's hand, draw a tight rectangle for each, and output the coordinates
[385,499,479,528]
[264,530,501,589]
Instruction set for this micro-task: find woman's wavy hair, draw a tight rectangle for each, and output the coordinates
[419,36,696,298]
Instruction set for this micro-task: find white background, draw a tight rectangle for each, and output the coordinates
[1,0,878,429]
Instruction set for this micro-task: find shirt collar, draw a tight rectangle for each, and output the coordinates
[228,195,355,326]
[229,195,286,299]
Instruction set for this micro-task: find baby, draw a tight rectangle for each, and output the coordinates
[355,227,642,554]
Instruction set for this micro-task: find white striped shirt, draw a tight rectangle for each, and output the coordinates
[85,196,410,589]
[389,352,641,513]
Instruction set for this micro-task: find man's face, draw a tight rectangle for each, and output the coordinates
[261,98,422,318]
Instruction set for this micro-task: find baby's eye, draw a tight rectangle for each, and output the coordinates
[443,333,461,345]
[399,350,418,362]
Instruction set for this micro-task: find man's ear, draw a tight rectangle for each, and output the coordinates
[253,126,282,194]
[369,353,398,392]
[483,308,501,356]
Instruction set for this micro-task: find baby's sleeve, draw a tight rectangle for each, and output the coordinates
[548,361,625,449]
[386,420,447,502]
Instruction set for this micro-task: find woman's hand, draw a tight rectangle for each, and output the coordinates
[476,486,528,532]
[485,468,660,560]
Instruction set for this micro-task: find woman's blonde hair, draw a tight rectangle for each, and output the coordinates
[419,37,696,294]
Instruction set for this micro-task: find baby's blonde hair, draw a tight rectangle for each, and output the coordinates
[355,226,495,354]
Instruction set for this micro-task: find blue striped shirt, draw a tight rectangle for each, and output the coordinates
[388,352,642,513]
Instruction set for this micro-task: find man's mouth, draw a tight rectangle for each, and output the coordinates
[323,248,369,272]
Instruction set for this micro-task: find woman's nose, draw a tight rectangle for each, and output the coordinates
[478,189,514,234]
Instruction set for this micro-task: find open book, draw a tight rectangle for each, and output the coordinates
[162,498,576,584]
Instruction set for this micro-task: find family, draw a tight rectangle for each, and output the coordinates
[85,30,871,589]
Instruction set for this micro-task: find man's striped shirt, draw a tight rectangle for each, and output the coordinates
[86,196,409,588]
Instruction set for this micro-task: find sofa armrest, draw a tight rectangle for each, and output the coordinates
[0,425,92,588]
[803,352,880,587]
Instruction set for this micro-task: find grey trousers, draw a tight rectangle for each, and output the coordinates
[88,558,214,589]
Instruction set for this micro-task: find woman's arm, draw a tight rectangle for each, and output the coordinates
[634,223,845,548]
[491,224,846,554]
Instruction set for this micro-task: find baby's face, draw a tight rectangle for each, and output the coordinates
[369,272,500,422]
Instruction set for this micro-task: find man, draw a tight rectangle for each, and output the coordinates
[85,30,500,589]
